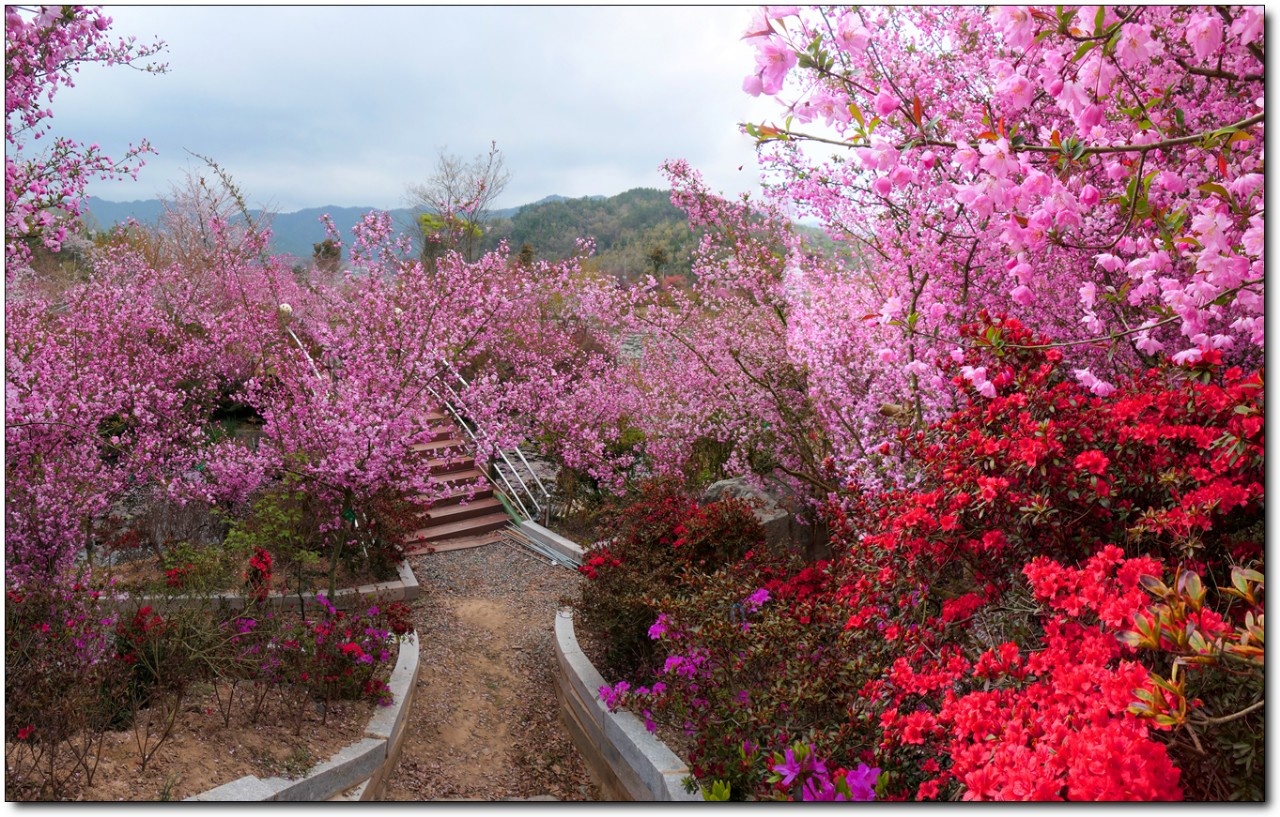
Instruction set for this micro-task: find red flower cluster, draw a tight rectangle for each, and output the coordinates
[244,547,273,602]
[164,563,194,589]
[578,548,622,580]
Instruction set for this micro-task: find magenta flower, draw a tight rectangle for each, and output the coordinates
[648,612,669,640]
[845,763,880,801]
[743,587,770,612]
[775,748,803,786]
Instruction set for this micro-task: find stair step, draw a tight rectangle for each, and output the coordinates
[416,481,494,507]
[410,438,470,456]
[405,511,511,543]
[419,425,461,443]
[425,455,477,475]
[421,496,504,523]
[423,468,487,489]
[403,529,504,556]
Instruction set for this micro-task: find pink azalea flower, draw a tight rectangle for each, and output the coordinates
[1185,13,1223,63]
[978,138,1019,179]
[873,88,897,117]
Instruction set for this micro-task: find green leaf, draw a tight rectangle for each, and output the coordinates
[1117,631,1144,648]
[1073,39,1098,62]
[1093,5,1106,35]
[1139,574,1169,596]
[848,101,865,128]
[1196,182,1232,200]
[703,780,732,801]
[1187,629,1209,653]
[1179,571,1204,608]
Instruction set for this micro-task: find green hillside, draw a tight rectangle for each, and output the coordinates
[482,187,696,282]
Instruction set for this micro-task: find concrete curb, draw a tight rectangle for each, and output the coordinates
[185,630,421,801]
[519,520,585,563]
[112,558,419,614]
[554,608,700,801]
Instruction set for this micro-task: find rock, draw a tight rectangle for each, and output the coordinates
[700,476,822,557]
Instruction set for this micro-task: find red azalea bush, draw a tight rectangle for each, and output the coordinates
[606,317,1263,800]
[284,594,401,706]
[672,497,765,573]
[575,477,767,683]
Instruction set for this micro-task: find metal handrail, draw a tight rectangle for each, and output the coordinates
[423,382,534,520]
[276,312,541,520]
[440,363,552,519]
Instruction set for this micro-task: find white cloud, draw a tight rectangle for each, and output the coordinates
[44,6,781,212]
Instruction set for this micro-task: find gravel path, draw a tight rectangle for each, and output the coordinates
[380,542,597,801]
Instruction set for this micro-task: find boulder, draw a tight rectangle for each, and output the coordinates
[700,476,821,556]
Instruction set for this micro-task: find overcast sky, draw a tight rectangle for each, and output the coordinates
[47,5,782,214]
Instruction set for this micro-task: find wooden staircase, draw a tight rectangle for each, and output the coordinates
[403,410,511,555]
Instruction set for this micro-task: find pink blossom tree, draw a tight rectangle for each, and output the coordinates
[739,5,1263,410]
[5,5,166,274]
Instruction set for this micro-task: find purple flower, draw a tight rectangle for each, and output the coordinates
[802,776,838,801]
[776,748,803,786]
[744,587,770,612]
[598,680,629,710]
[845,763,880,801]
[648,612,669,640]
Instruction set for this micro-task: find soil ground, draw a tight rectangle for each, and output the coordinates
[6,539,596,801]
[381,542,597,800]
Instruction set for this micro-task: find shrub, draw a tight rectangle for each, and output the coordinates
[279,594,402,708]
[5,576,125,799]
[575,478,694,681]
[575,478,767,682]
[604,318,1264,800]
[672,497,764,573]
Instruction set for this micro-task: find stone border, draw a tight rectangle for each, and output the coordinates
[113,558,419,614]
[553,608,700,801]
[185,630,420,801]
[519,520,585,564]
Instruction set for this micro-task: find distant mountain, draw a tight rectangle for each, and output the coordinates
[82,191,843,282]
[84,190,684,277]
[83,195,615,262]
[481,188,695,282]
[81,198,168,231]
[83,197,422,261]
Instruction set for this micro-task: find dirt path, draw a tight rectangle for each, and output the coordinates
[381,543,596,801]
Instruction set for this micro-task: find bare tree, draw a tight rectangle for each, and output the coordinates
[406,140,510,264]
[156,152,273,272]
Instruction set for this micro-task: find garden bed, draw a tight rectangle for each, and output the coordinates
[6,561,419,801]
[7,674,380,801]
[553,608,698,801]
